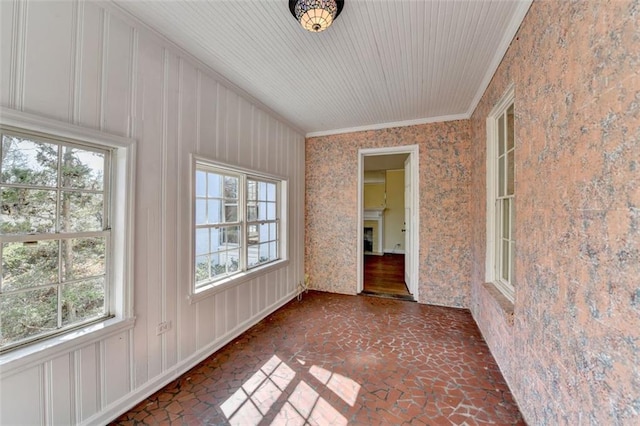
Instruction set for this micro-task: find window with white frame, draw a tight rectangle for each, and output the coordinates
[486,86,515,302]
[194,160,283,292]
[0,125,128,353]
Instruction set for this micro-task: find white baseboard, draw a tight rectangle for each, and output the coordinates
[384,249,405,254]
[84,290,298,426]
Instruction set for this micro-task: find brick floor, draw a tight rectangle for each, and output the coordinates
[111,291,524,425]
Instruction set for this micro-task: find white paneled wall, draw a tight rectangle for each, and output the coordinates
[0,1,305,424]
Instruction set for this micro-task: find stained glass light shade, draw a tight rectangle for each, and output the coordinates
[290,0,344,33]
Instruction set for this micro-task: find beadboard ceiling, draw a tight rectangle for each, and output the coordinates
[114,0,532,137]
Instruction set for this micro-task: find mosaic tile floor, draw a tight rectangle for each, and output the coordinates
[112,291,524,425]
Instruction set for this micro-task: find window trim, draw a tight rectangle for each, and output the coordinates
[0,107,136,362]
[485,85,515,303]
[189,155,288,303]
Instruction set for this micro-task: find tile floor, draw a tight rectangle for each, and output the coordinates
[112,291,524,425]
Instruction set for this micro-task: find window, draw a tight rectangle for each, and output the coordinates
[194,160,284,293]
[486,86,515,302]
[0,127,119,352]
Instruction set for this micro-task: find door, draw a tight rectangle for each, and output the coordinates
[404,156,413,294]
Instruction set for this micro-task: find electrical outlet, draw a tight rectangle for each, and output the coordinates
[156,321,171,335]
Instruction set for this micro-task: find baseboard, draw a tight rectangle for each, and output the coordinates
[383,249,405,254]
[83,290,298,426]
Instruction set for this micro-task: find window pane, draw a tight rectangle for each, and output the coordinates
[259,243,269,263]
[210,252,225,277]
[501,239,510,281]
[269,223,277,241]
[247,202,258,221]
[498,156,505,197]
[502,199,510,239]
[507,150,514,196]
[1,187,56,234]
[210,227,222,251]
[0,287,58,347]
[498,115,505,157]
[223,226,240,245]
[258,182,267,201]
[248,243,259,267]
[267,183,276,202]
[510,200,515,240]
[247,180,257,201]
[224,204,238,222]
[61,277,105,326]
[258,201,267,220]
[2,240,59,291]
[60,191,103,232]
[247,224,258,245]
[267,202,276,220]
[224,176,238,199]
[269,241,277,260]
[506,104,514,151]
[61,146,104,190]
[208,173,222,197]
[195,255,209,283]
[208,199,222,224]
[1,136,58,187]
[195,199,206,225]
[259,223,269,241]
[195,171,206,197]
[227,249,240,273]
[62,237,106,281]
[196,228,209,256]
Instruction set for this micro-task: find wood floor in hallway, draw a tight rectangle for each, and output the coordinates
[112,291,524,425]
[363,253,412,299]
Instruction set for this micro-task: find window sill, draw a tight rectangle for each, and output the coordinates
[482,282,515,326]
[189,259,290,304]
[0,316,136,375]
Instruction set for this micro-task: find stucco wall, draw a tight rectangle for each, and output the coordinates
[469,0,640,423]
[305,122,472,307]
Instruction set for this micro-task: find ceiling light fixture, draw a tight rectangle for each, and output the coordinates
[289,0,344,33]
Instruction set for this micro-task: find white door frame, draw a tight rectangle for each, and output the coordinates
[357,145,419,298]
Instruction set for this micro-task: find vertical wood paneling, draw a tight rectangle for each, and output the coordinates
[177,58,199,359]
[163,51,180,370]
[0,0,16,107]
[214,292,226,339]
[0,366,43,425]
[103,333,130,405]
[0,1,304,423]
[48,354,74,425]
[102,13,132,136]
[199,73,217,158]
[77,344,99,421]
[22,0,74,121]
[76,2,104,129]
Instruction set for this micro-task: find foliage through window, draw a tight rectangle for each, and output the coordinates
[194,162,281,292]
[0,129,111,351]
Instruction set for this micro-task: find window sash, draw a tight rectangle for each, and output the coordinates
[0,128,112,352]
[194,163,282,291]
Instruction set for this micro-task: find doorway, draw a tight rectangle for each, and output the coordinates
[357,145,419,300]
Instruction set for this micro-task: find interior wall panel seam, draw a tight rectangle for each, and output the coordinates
[99,10,109,131]
[160,47,169,372]
[70,0,81,124]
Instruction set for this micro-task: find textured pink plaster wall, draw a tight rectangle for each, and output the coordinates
[469,0,640,424]
[305,122,471,307]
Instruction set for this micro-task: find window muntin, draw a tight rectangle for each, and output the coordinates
[194,162,282,292]
[0,130,111,351]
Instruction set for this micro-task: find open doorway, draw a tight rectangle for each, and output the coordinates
[357,146,419,301]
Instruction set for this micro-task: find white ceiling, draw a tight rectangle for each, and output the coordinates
[113,0,532,137]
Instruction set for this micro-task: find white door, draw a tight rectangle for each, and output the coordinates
[404,156,413,294]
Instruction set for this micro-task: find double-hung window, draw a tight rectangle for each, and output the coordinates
[486,86,515,302]
[1,128,111,351]
[194,160,283,293]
